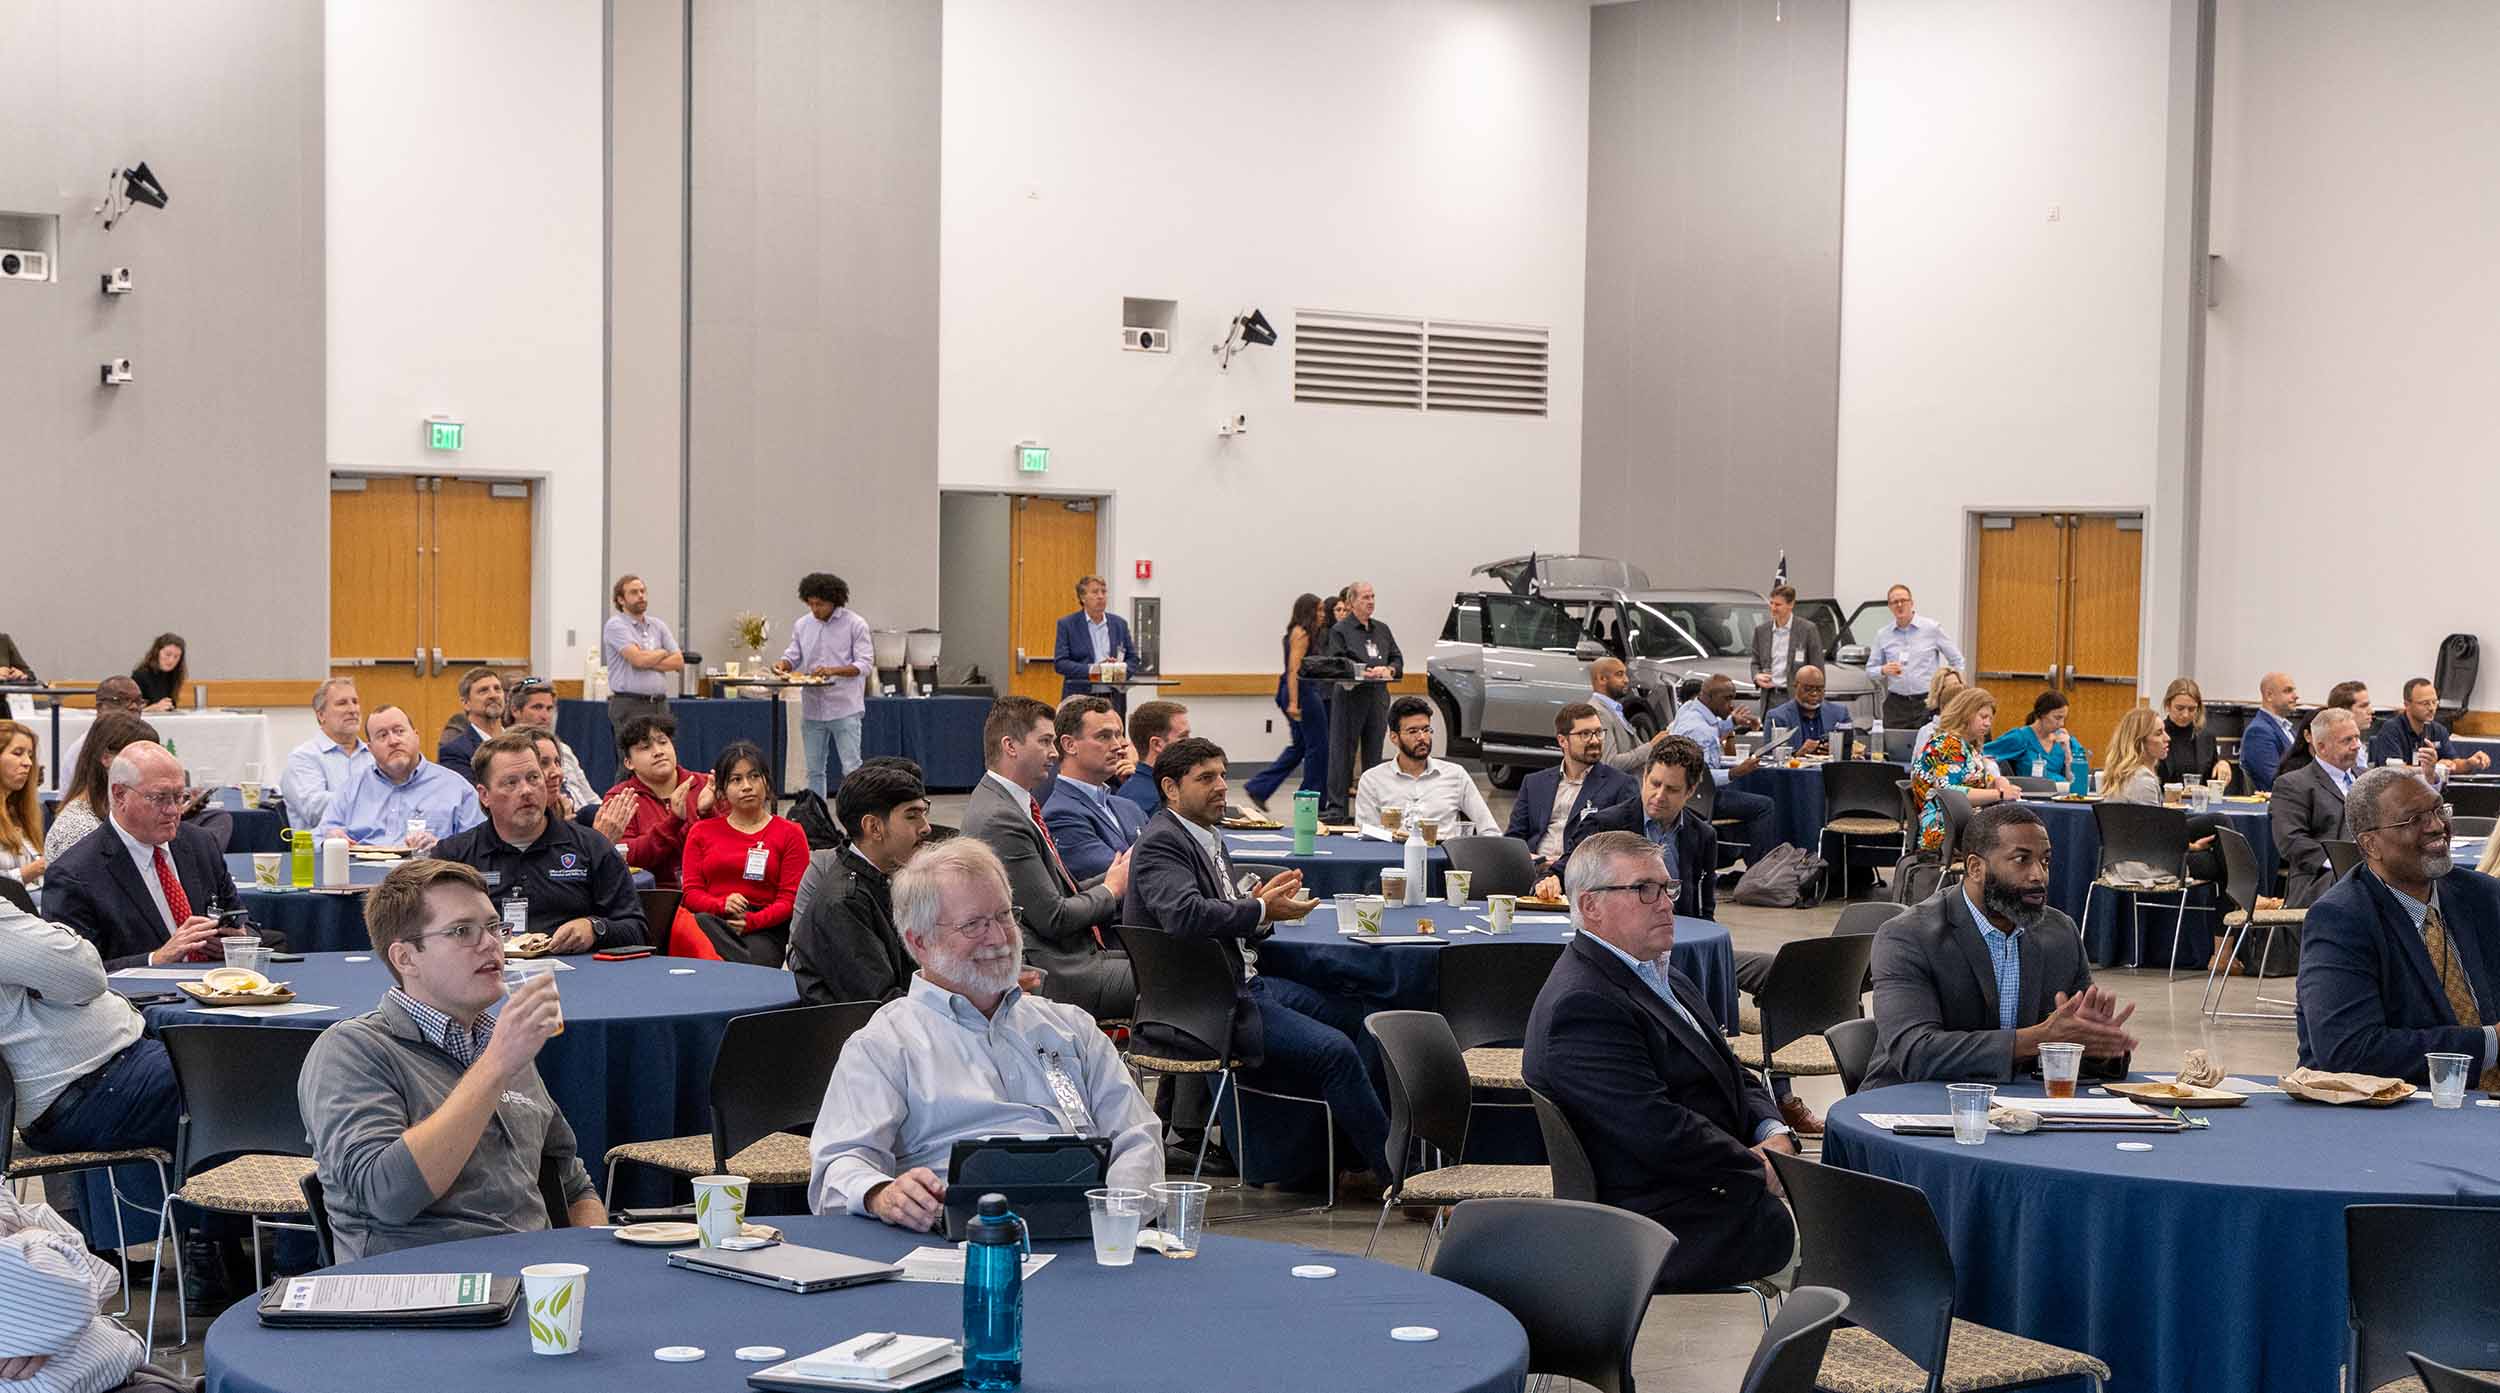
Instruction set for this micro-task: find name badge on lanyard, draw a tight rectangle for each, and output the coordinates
[1036,1047,1096,1135]
[743,843,770,882]
[1366,640,1380,660]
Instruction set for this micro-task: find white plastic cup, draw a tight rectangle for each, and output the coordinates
[1443,869,1473,906]
[1486,893,1517,933]
[1353,896,1387,935]
[2427,1052,2473,1109]
[220,935,258,966]
[1085,1187,1149,1267]
[692,1174,750,1248]
[1149,1180,1210,1258]
[1333,893,1361,926]
[521,1262,587,1355]
[250,852,283,889]
[502,961,565,1035]
[1947,1083,1995,1146]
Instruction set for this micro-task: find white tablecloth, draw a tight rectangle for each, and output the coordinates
[4,699,276,792]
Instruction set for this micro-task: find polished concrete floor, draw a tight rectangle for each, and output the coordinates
[71,771,2304,1389]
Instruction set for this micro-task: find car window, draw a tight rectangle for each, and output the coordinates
[1441,601,1484,644]
[1483,596,1581,651]
[1839,601,1887,648]
[1623,605,1707,662]
[1637,603,1761,659]
[1796,600,1845,652]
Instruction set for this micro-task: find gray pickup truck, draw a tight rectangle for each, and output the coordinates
[1425,555,1881,787]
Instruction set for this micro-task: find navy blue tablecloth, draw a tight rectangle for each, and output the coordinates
[202,1214,1527,1393]
[861,695,990,792]
[1825,1080,2500,1393]
[1221,831,1448,899]
[2022,799,2275,967]
[557,698,776,795]
[128,952,799,1212]
[228,854,389,952]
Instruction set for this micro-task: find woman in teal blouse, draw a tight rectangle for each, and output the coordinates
[1984,690,2092,793]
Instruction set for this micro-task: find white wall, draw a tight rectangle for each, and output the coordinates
[326,0,607,675]
[939,0,1590,756]
[2198,0,2500,705]
[1833,0,2174,663]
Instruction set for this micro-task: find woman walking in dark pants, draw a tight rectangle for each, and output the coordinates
[1246,592,1331,814]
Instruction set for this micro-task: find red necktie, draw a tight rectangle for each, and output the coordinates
[154,846,204,959]
[1029,798,1077,894]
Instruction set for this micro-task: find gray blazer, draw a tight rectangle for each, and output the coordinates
[1863,886,2122,1091]
[1594,697,1641,765]
[1748,620,1827,693]
[959,774,1134,1018]
[2271,760,2349,909]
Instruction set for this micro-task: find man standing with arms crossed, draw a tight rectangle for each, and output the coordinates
[1321,582,1401,822]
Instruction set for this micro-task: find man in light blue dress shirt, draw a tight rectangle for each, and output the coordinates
[601,575,683,726]
[776,572,879,796]
[1869,584,1965,731]
[320,706,482,848]
[282,677,375,830]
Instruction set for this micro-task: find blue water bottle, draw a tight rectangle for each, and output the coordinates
[1292,789,1319,856]
[962,1193,1025,1389]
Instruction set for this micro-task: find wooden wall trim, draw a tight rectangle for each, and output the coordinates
[17,673,1426,711]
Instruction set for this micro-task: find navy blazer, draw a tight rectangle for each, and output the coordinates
[1053,611,1140,698]
[1505,762,1637,867]
[1114,767,1163,818]
[1559,802,1718,922]
[2297,865,2500,1084]
[2238,711,2295,791]
[43,820,251,972]
[1043,778,1147,882]
[1119,808,1271,1062]
[1521,933,1791,1290]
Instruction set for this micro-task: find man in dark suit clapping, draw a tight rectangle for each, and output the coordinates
[1522,829,1796,1291]
[1863,802,2136,1091]
[42,741,248,971]
[2297,766,2500,1088]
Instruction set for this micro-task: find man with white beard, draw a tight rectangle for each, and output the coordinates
[805,838,1162,1230]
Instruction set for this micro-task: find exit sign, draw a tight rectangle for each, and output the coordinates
[427,419,465,451]
[1016,441,1049,474]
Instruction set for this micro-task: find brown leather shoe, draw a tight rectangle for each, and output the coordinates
[1780,1094,1826,1136]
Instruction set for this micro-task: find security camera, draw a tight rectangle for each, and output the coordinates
[101,267,133,295]
[1218,413,1248,437]
[100,358,133,385]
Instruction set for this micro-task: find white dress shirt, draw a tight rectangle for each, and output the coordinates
[110,818,179,932]
[1354,758,1500,833]
[283,735,374,830]
[1768,623,1791,681]
[807,975,1162,1218]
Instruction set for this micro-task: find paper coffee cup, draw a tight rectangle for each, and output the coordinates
[1443,869,1472,906]
[251,853,283,889]
[522,1262,587,1355]
[1353,896,1387,934]
[1486,894,1517,932]
[239,782,262,809]
[693,1174,749,1248]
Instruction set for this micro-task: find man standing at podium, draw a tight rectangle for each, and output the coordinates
[1053,575,1141,709]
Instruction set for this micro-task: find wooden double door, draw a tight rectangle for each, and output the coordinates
[330,475,534,755]
[1006,495,1100,704]
[1970,513,2144,757]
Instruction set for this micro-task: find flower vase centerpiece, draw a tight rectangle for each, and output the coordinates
[728,611,770,682]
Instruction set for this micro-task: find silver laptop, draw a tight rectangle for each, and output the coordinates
[665,1243,901,1294]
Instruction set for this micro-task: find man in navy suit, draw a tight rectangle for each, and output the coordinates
[1044,696,1148,881]
[1121,737,1391,1184]
[1522,828,1796,1291]
[2238,671,2301,791]
[42,741,250,971]
[1114,701,1189,817]
[1558,735,1718,918]
[2298,766,2500,1088]
[1053,574,1141,707]
[1506,703,1636,884]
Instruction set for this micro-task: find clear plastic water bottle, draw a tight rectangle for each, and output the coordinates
[962,1193,1024,1389]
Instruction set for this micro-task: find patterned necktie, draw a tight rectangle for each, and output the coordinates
[153,846,206,959]
[2420,905,2500,1090]
[1029,798,1076,893]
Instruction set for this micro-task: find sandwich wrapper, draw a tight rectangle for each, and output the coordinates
[2175,1048,2225,1089]
[2278,1067,2415,1104]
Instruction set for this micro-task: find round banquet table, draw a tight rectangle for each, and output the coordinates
[202,1213,1529,1393]
[128,952,798,1210]
[228,855,658,954]
[2018,796,2277,968]
[1221,829,1449,899]
[1824,1079,2500,1393]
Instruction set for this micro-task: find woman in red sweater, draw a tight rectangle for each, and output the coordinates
[597,712,717,887]
[677,740,809,965]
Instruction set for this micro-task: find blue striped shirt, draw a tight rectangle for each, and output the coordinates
[1963,886,2023,1030]
[0,1189,144,1393]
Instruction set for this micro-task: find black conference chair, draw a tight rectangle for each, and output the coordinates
[1824,1017,1879,1096]
[153,1025,325,1354]
[1441,835,1539,897]
[1435,940,1563,1095]
[298,1172,337,1270]
[2346,1204,2500,1393]
[1429,1198,1672,1393]
[2445,782,2500,819]
[2407,1356,2500,1393]
[637,887,682,952]
[1120,924,1335,1219]
[1769,1150,2110,1391]
[1729,935,1875,1091]
[2200,826,2306,1023]
[2454,815,2498,840]
[603,1001,879,1212]
[1530,1085,1776,1325]
[1360,1012,1548,1264]
[1739,1286,1853,1393]
[2081,801,2213,978]
[1933,786,1977,866]
[1820,760,1911,899]
[2326,839,2363,884]
[0,875,34,915]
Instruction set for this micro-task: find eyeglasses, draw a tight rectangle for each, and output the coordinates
[124,787,197,811]
[409,919,501,948]
[1586,879,1681,905]
[2360,806,2451,840]
[932,909,1018,941]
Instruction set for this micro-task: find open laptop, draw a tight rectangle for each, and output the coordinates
[666,1244,901,1294]
[939,1135,1110,1241]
